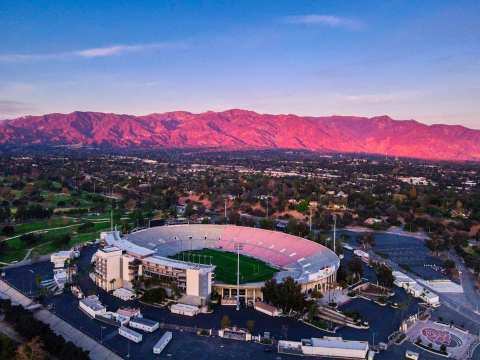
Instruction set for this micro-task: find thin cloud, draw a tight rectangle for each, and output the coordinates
[0,42,188,63]
[339,92,422,105]
[0,100,36,117]
[283,14,365,30]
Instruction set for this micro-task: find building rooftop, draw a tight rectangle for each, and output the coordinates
[171,303,199,311]
[130,317,158,327]
[143,255,214,271]
[80,295,105,312]
[303,337,369,351]
[119,326,142,337]
[100,246,122,253]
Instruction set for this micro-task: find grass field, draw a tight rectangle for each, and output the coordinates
[0,220,111,263]
[170,248,278,284]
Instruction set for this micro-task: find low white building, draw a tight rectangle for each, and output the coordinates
[254,302,280,317]
[153,331,172,354]
[364,218,382,226]
[393,271,440,307]
[420,290,440,307]
[129,317,159,332]
[53,268,68,290]
[170,303,200,316]
[51,250,74,268]
[279,337,370,359]
[218,327,252,341]
[353,249,370,263]
[113,287,136,301]
[408,283,424,297]
[117,307,142,319]
[392,271,416,288]
[118,326,143,343]
[79,295,106,318]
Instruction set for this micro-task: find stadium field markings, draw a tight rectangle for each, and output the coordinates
[170,248,279,284]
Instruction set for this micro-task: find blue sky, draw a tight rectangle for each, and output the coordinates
[1,0,479,128]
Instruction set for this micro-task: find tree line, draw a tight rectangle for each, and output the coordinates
[0,299,90,360]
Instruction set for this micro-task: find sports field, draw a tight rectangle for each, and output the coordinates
[170,248,278,284]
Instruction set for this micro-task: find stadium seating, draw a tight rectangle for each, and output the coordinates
[125,225,339,284]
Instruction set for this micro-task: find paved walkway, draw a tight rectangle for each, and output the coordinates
[1,220,110,244]
[0,280,122,360]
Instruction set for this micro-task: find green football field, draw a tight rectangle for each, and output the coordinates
[170,248,278,284]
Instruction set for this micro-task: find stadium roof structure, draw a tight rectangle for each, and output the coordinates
[122,225,339,285]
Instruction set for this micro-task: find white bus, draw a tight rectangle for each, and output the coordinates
[119,326,143,343]
[153,331,172,354]
[129,317,159,332]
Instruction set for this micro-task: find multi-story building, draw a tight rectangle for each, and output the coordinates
[92,246,123,291]
[141,256,213,299]
[92,231,215,305]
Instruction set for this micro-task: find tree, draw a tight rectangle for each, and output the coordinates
[246,320,255,334]
[262,277,306,313]
[34,275,42,288]
[262,279,279,305]
[307,303,318,322]
[259,218,273,230]
[15,337,47,360]
[296,200,309,213]
[182,203,193,218]
[358,232,375,249]
[348,257,364,280]
[374,264,394,288]
[77,222,95,233]
[1,225,14,236]
[0,335,16,360]
[220,315,231,329]
[444,259,455,270]
[142,288,167,303]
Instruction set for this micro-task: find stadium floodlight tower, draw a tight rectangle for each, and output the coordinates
[234,242,243,311]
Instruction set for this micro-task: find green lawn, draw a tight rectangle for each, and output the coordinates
[170,248,278,284]
[1,220,111,263]
[30,221,111,257]
[13,218,77,235]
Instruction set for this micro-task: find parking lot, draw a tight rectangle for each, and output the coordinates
[339,230,447,280]
[2,243,469,359]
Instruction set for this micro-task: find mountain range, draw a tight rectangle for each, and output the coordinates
[0,109,479,161]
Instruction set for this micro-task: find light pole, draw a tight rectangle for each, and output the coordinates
[234,243,243,311]
[309,206,313,233]
[28,269,34,296]
[224,198,228,224]
[100,326,106,343]
[266,196,269,219]
[332,214,337,254]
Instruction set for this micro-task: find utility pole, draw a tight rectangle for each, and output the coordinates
[110,209,113,231]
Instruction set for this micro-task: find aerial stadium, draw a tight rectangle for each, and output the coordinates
[93,225,340,307]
